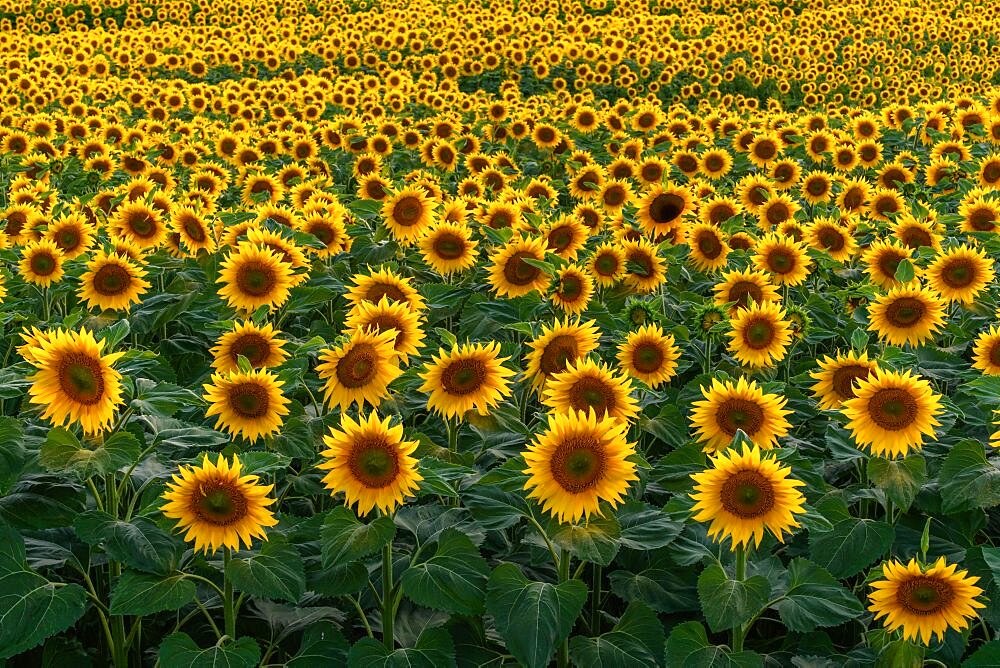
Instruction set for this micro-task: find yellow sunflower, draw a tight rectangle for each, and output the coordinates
[346,267,426,313]
[587,242,626,287]
[524,318,602,392]
[809,351,881,410]
[112,201,167,249]
[19,239,65,287]
[542,357,639,422]
[419,341,515,419]
[637,183,693,236]
[551,265,594,315]
[77,250,151,312]
[841,369,943,458]
[752,233,811,286]
[713,268,781,313]
[862,240,915,289]
[487,235,551,299]
[162,453,277,554]
[318,411,422,516]
[26,328,124,435]
[690,377,792,453]
[45,212,96,259]
[171,206,216,254]
[316,328,402,410]
[382,186,434,244]
[616,324,680,388]
[686,223,730,272]
[203,368,291,443]
[690,444,806,549]
[869,558,985,646]
[419,222,478,275]
[344,296,425,365]
[972,326,1000,376]
[924,245,995,305]
[622,239,667,294]
[210,321,289,374]
[867,285,946,347]
[727,301,793,368]
[807,218,857,262]
[217,243,295,313]
[522,410,638,524]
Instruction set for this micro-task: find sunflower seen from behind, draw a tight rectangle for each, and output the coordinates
[690,443,806,549]
[419,341,515,419]
[617,323,680,388]
[690,377,792,453]
[203,367,291,443]
[316,328,402,411]
[522,409,638,524]
[210,321,289,374]
[162,453,277,555]
[841,368,942,458]
[318,411,422,517]
[867,285,946,347]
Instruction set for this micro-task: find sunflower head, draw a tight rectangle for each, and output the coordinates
[841,368,942,459]
[419,341,515,420]
[617,323,680,388]
[203,368,291,443]
[316,328,402,411]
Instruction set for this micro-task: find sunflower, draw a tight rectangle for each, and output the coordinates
[841,369,943,458]
[637,183,692,236]
[210,321,289,374]
[203,368,290,442]
[752,233,811,286]
[869,558,985,646]
[690,444,806,549]
[419,341,515,419]
[868,188,905,222]
[738,175,775,214]
[959,198,999,234]
[1,204,43,245]
[346,267,426,313]
[622,239,667,294]
[488,235,551,299]
[972,326,1000,376]
[617,324,680,388]
[868,285,946,347]
[690,377,792,453]
[419,222,478,275]
[543,216,589,261]
[162,453,277,554]
[26,328,124,435]
[893,215,941,252]
[45,212,95,259]
[924,244,995,305]
[862,240,914,289]
[687,223,730,272]
[837,178,870,215]
[345,296,425,365]
[19,239,65,287]
[318,411,422,517]
[112,202,167,249]
[524,318,602,392]
[551,265,593,315]
[700,196,742,226]
[382,186,434,244]
[713,268,781,312]
[522,410,638,524]
[727,301,792,368]
[809,351,881,410]
[587,243,626,287]
[747,133,782,167]
[171,206,216,254]
[699,149,733,180]
[316,328,402,410]
[807,218,856,262]
[78,250,151,312]
[801,171,833,204]
[542,357,639,422]
[217,243,295,313]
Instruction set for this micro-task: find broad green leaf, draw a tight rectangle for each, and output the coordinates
[608,568,699,613]
[939,440,1000,512]
[569,602,665,667]
[227,537,306,603]
[400,529,489,615]
[616,501,683,550]
[158,633,260,668]
[321,506,395,569]
[697,562,770,633]
[808,518,894,578]
[462,484,531,530]
[346,627,456,668]
[74,511,181,575]
[867,455,926,512]
[964,640,1000,667]
[771,558,864,632]
[109,571,196,616]
[39,429,140,479]
[664,621,763,668]
[0,418,25,494]
[288,622,349,666]
[486,563,587,668]
[893,258,915,283]
[131,378,202,417]
[548,516,621,566]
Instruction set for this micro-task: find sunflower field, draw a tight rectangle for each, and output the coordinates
[4,0,1000,665]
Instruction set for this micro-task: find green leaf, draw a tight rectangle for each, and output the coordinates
[893,258,915,283]
[867,455,926,512]
[939,440,1000,512]
[608,568,699,613]
[433,327,458,349]
[0,418,25,494]
[569,602,665,667]
[131,378,202,417]
[100,319,131,350]
[548,516,621,566]
[462,484,531,530]
[809,518,894,578]
[321,506,395,569]
[288,622,349,666]
[400,529,489,615]
[74,511,181,575]
[616,501,683,550]
[964,640,1000,667]
[697,562,770,633]
[346,627,456,668]
[0,521,87,659]
[158,633,260,668]
[520,256,555,274]
[486,562,588,668]
[227,537,306,603]
[665,621,763,668]
[771,558,864,632]
[39,429,140,479]
[109,571,196,616]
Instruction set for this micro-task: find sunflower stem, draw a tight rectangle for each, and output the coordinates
[382,541,395,651]
[590,563,602,635]
[446,415,459,453]
[732,544,747,653]
[223,547,236,639]
[557,549,571,668]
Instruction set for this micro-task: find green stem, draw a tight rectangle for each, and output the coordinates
[85,477,105,513]
[348,594,375,639]
[382,542,395,651]
[223,548,236,639]
[557,549,571,668]
[446,415,458,453]
[732,545,747,653]
[590,564,602,635]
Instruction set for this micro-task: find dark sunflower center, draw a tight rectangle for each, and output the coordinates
[393,196,424,226]
[5,211,26,235]
[547,227,573,251]
[503,251,542,286]
[831,364,872,400]
[568,376,616,417]
[433,232,466,259]
[898,576,955,615]
[231,333,270,366]
[540,335,579,375]
[697,231,723,258]
[875,197,899,215]
[194,480,248,526]
[843,188,863,210]
[126,211,157,238]
[550,435,606,493]
[983,162,1000,184]
[236,261,277,297]
[818,227,845,251]
[885,297,926,327]
[58,229,81,251]
[309,222,335,244]
[900,228,932,249]
[876,251,904,280]
[716,398,765,436]
[366,283,408,304]
[627,250,654,278]
[766,204,790,226]
[989,341,1000,368]
[867,387,918,430]
[229,381,270,418]
[180,215,206,242]
[766,249,795,274]
[30,251,57,276]
[603,187,625,206]
[58,353,105,405]
[940,258,976,288]
[743,318,775,349]
[441,358,488,395]
[969,208,996,232]
[806,178,828,196]
[649,193,685,224]
[336,343,378,388]
[728,281,763,309]
[705,154,724,171]
[632,343,664,373]
[93,263,131,296]
[774,164,793,183]
[754,141,776,160]
[594,252,620,276]
[720,470,775,519]
[558,275,583,301]
[709,204,736,224]
[348,437,401,488]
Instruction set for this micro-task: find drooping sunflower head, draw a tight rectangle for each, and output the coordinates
[210,321,289,374]
[217,243,295,313]
[522,409,638,524]
[316,327,402,411]
[318,411,422,517]
[810,350,881,410]
[345,296,425,365]
[841,368,942,459]
[19,238,65,287]
[869,557,985,646]
[419,222,479,275]
[162,453,278,555]
[753,233,811,286]
[382,185,434,244]
[690,376,792,453]
[726,301,793,369]
[487,235,552,299]
[867,285,946,347]
[524,318,602,392]
[346,267,427,313]
[542,357,639,423]
[551,265,594,315]
[690,443,806,549]
[924,244,995,305]
[617,323,680,388]
[419,341,516,420]
[203,367,291,443]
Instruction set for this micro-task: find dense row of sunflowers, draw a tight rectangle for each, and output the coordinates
[1,0,1000,666]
